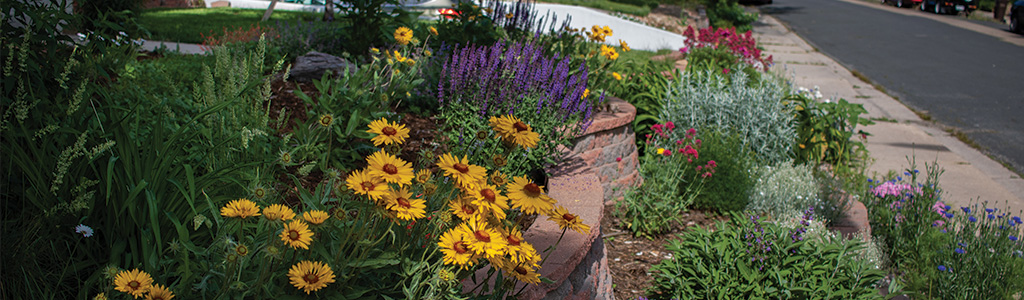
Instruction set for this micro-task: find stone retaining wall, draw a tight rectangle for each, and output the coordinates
[569,97,640,204]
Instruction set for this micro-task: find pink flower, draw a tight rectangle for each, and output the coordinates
[933,220,945,227]
[686,128,697,139]
[723,68,730,74]
[665,121,675,131]
[932,201,946,215]
[616,157,622,162]
[651,124,663,135]
[663,149,672,156]
[707,160,716,168]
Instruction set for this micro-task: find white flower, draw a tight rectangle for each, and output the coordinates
[75,224,94,237]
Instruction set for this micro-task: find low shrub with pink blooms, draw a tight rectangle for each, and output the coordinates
[681,26,773,71]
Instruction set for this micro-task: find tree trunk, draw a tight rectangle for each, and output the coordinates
[261,0,279,21]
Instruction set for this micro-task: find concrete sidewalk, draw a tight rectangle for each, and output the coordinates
[752,14,1024,212]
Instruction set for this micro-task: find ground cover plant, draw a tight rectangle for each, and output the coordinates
[139,7,317,43]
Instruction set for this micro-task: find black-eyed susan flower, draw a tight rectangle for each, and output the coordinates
[438,227,477,269]
[619,39,630,52]
[464,215,507,258]
[367,150,415,186]
[366,118,411,146]
[415,169,432,183]
[383,187,426,221]
[346,168,388,201]
[492,154,507,168]
[507,176,555,215]
[113,268,153,298]
[449,195,479,221]
[280,220,314,250]
[506,262,542,284]
[501,226,541,266]
[288,260,336,294]
[394,26,413,45]
[547,205,590,234]
[220,199,261,219]
[302,210,329,225]
[488,115,539,149]
[469,183,509,220]
[263,204,296,221]
[146,283,175,300]
[612,72,622,81]
[437,153,487,189]
[600,44,619,60]
[94,293,108,300]
[600,25,613,37]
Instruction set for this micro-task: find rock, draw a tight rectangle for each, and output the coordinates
[289,51,356,83]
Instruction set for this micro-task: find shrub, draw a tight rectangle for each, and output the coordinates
[702,0,758,32]
[661,68,795,165]
[616,124,711,236]
[687,128,755,212]
[747,162,821,220]
[651,210,886,299]
[788,89,873,170]
[681,26,774,72]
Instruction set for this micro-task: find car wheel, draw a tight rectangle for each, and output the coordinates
[897,0,904,7]
[1012,16,1021,33]
[934,1,942,13]
[920,1,927,11]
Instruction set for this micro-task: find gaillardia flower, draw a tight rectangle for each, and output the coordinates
[302,210,329,225]
[383,187,427,221]
[547,205,591,234]
[367,150,415,185]
[288,260,336,294]
[449,195,479,221]
[488,115,540,149]
[464,215,507,258]
[113,268,154,298]
[146,283,175,300]
[469,183,509,220]
[263,204,296,221]
[438,227,478,269]
[367,118,410,146]
[220,199,261,219]
[507,176,555,215]
[437,153,487,189]
[393,26,413,45]
[346,168,389,201]
[280,220,314,250]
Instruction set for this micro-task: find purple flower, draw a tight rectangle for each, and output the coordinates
[937,265,947,272]
[75,224,94,237]
[969,216,977,223]
[989,214,996,220]
[955,248,965,254]
[944,212,954,219]
[986,208,996,213]
[1015,216,1022,225]
[1011,235,1019,242]
[961,207,970,214]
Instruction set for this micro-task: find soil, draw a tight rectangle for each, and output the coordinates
[601,204,730,299]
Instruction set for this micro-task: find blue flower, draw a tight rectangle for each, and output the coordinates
[914,169,919,173]
[938,265,947,272]
[989,214,996,220]
[969,216,977,222]
[945,212,954,218]
[987,208,996,213]
[961,207,970,214]
[867,178,873,183]
[944,205,951,211]
[958,242,967,247]
[1011,235,1018,242]
[955,248,965,254]
[1014,216,1022,225]
[904,171,911,176]
[897,176,903,181]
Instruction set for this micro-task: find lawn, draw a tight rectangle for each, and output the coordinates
[138,7,319,43]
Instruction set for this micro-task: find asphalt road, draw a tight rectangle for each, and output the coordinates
[759,0,1024,175]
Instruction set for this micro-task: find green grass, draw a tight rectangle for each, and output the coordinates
[139,7,319,44]
[537,0,651,16]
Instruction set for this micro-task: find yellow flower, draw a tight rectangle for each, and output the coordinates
[263,204,296,221]
[288,260,336,294]
[367,150,415,186]
[404,58,416,66]
[464,215,507,258]
[235,243,249,256]
[302,210,329,225]
[492,154,507,168]
[370,47,380,55]
[501,226,540,266]
[507,176,555,215]
[394,50,407,63]
[428,26,438,36]
[424,49,432,57]
[619,39,630,52]
[600,44,619,60]
[448,195,479,221]
[438,268,456,282]
[220,198,261,219]
[280,220,314,250]
[505,262,542,284]
[581,88,590,99]
[489,171,508,187]
[415,169,432,183]
[612,72,622,81]
[469,183,509,220]
[547,205,591,234]
[438,227,477,269]
[436,153,487,189]
[366,118,411,146]
[145,284,174,300]
[656,148,665,155]
[383,187,426,221]
[600,25,613,37]
[94,293,108,300]
[506,13,514,19]
[394,26,413,45]
[113,268,153,299]
[488,115,539,149]
[317,114,333,127]
[346,168,388,201]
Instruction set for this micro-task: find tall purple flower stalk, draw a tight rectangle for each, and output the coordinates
[437,40,593,130]
[744,214,774,271]
[482,0,573,37]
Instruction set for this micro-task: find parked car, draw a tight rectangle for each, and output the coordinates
[920,0,978,14]
[1012,0,1024,33]
[882,0,921,8]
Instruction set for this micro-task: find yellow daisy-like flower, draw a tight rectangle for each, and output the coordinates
[501,226,540,266]
[619,39,630,52]
[547,205,591,234]
[383,187,426,221]
[488,115,539,149]
[600,44,619,60]
[436,153,487,189]
[113,268,153,299]
[317,114,333,127]
[366,118,411,146]
[303,210,329,225]
[507,176,556,215]
[489,171,508,187]
[235,244,249,257]
[506,13,514,19]
[415,169,432,183]
[437,227,477,269]
[394,50,408,63]
[469,183,509,220]
[438,268,456,282]
[656,148,665,155]
[612,72,622,81]
[428,26,438,36]
[145,283,174,300]
[448,195,479,221]
[394,26,413,45]
[601,25,613,36]
[94,293,108,300]
[464,215,507,258]
[367,150,415,186]
[288,260,336,294]
[220,198,261,219]
[507,262,542,284]
[370,47,380,55]
[346,168,388,201]
[263,204,296,221]
[280,220,314,250]
[582,88,590,99]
